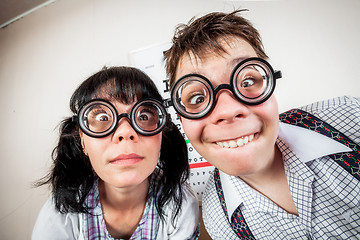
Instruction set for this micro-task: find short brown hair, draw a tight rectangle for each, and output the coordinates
[164,10,268,87]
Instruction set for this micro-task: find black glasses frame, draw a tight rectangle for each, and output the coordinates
[73,98,167,138]
[170,57,282,119]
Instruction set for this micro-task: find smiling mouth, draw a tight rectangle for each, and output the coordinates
[216,134,255,148]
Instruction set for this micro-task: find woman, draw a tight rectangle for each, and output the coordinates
[32,66,199,239]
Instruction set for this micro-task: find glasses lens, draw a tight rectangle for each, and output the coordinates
[172,76,213,118]
[78,100,116,137]
[83,103,114,133]
[232,60,274,104]
[132,100,166,135]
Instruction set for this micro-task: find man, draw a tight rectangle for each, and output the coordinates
[164,10,360,239]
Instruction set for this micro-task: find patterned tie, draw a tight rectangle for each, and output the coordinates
[214,169,255,239]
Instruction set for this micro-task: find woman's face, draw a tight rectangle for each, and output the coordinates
[80,99,162,189]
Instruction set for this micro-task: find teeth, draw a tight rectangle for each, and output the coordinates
[249,134,254,141]
[229,140,237,148]
[237,138,244,146]
[216,134,254,148]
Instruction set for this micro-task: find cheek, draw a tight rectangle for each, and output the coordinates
[181,119,204,143]
[143,134,162,158]
[84,138,106,154]
[82,137,109,167]
[265,96,279,123]
[256,96,279,135]
[153,135,162,152]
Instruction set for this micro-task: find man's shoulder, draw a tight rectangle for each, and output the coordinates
[297,95,360,144]
[298,95,359,116]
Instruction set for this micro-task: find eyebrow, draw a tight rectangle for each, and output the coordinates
[177,56,254,81]
[230,57,250,67]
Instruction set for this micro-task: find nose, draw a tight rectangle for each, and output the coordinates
[209,89,249,124]
[112,117,139,143]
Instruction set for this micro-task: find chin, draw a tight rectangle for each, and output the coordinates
[210,156,257,177]
[112,174,146,188]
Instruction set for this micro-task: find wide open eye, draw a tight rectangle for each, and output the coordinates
[188,93,205,105]
[241,78,255,88]
[179,80,209,114]
[95,112,110,122]
[229,58,279,105]
[135,106,159,131]
[77,99,120,138]
[171,74,216,119]
[235,65,267,99]
[86,105,114,132]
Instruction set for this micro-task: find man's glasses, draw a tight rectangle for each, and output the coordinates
[73,98,167,138]
[170,57,282,119]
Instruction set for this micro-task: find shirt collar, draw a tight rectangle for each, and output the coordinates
[220,122,352,221]
[278,122,352,163]
[219,170,244,222]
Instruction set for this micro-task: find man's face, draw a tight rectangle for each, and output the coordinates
[175,37,279,177]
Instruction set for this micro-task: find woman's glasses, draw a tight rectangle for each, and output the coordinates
[73,98,167,138]
[170,57,282,119]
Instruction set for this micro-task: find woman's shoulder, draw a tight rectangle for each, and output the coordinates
[181,182,198,204]
[158,182,200,238]
[32,197,83,240]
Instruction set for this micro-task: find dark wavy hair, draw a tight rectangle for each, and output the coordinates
[164,9,268,88]
[36,66,189,222]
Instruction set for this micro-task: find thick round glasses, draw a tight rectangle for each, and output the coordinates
[170,57,282,119]
[74,98,167,138]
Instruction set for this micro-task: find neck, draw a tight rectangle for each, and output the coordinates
[98,178,150,239]
[98,178,149,210]
[240,146,298,215]
[241,146,284,186]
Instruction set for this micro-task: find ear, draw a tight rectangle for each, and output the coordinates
[79,130,86,152]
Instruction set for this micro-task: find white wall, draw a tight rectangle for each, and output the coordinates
[0,0,359,239]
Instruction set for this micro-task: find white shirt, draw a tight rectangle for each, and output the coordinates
[203,96,360,239]
[32,183,199,240]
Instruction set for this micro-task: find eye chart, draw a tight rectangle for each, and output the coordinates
[130,42,214,200]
